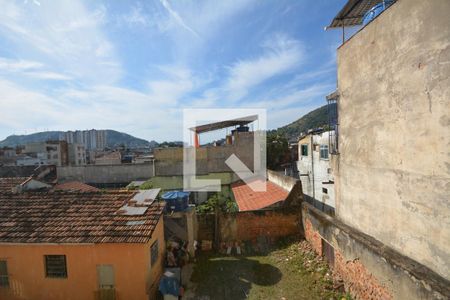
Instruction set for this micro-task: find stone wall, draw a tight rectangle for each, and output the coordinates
[302,202,450,299]
[335,0,450,279]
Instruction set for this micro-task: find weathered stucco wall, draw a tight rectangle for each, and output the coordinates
[302,203,450,299]
[336,0,450,279]
[57,163,154,184]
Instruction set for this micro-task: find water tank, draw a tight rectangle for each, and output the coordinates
[161,191,190,212]
[362,0,394,25]
[236,125,249,132]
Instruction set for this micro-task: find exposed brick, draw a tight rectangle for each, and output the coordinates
[304,216,393,300]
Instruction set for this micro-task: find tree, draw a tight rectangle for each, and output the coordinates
[266,133,290,170]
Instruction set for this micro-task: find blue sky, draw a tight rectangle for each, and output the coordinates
[0,0,347,142]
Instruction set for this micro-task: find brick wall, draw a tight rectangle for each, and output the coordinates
[304,218,322,255]
[233,210,300,241]
[334,252,392,300]
[304,216,392,299]
[198,209,301,243]
[302,202,450,299]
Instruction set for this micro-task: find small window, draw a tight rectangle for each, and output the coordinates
[301,144,308,156]
[45,255,67,278]
[320,145,329,159]
[151,240,159,266]
[0,260,9,287]
[322,187,328,194]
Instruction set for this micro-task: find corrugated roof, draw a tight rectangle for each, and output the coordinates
[189,115,258,134]
[232,180,289,211]
[0,191,165,243]
[327,0,388,28]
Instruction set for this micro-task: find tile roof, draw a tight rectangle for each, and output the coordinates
[53,181,99,192]
[0,191,165,244]
[232,180,289,211]
[0,177,31,192]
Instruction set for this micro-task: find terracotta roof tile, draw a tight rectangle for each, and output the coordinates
[232,180,289,211]
[53,181,99,192]
[0,177,30,192]
[0,191,164,244]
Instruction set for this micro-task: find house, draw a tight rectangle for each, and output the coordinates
[302,0,450,299]
[297,130,335,214]
[0,190,165,300]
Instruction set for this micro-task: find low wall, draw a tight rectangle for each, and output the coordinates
[219,209,301,243]
[57,163,154,184]
[302,202,450,300]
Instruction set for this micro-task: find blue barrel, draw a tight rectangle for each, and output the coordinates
[161,191,190,212]
[362,0,394,25]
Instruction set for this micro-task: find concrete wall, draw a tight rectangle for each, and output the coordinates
[154,132,255,176]
[57,163,153,184]
[302,202,450,300]
[0,220,165,300]
[335,0,450,279]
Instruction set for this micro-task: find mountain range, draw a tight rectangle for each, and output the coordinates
[0,130,157,149]
[0,105,331,148]
[272,104,331,140]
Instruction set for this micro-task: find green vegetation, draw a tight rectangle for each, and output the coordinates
[266,133,290,170]
[188,238,349,300]
[196,192,238,214]
[271,104,333,140]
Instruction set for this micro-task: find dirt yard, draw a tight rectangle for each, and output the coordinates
[182,238,349,300]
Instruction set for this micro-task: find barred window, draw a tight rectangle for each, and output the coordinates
[151,240,159,266]
[320,145,329,160]
[0,260,9,287]
[45,255,67,278]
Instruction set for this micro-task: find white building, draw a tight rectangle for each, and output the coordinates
[62,130,107,150]
[297,130,335,214]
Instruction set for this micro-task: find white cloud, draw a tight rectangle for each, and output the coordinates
[119,3,150,27]
[0,57,71,80]
[225,33,304,100]
[0,0,121,84]
[159,0,200,38]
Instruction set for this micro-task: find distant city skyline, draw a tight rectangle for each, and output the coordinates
[0,0,346,141]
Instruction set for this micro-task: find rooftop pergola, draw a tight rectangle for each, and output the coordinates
[189,115,258,134]
[326,0,388,29]
[189,115,258,147]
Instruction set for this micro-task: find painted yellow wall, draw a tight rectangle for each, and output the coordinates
[0,219,165,300]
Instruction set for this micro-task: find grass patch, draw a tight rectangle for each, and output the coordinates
[188,238,348,300]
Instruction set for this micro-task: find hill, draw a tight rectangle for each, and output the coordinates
[272,104,333,140]
[0,130,156,149]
